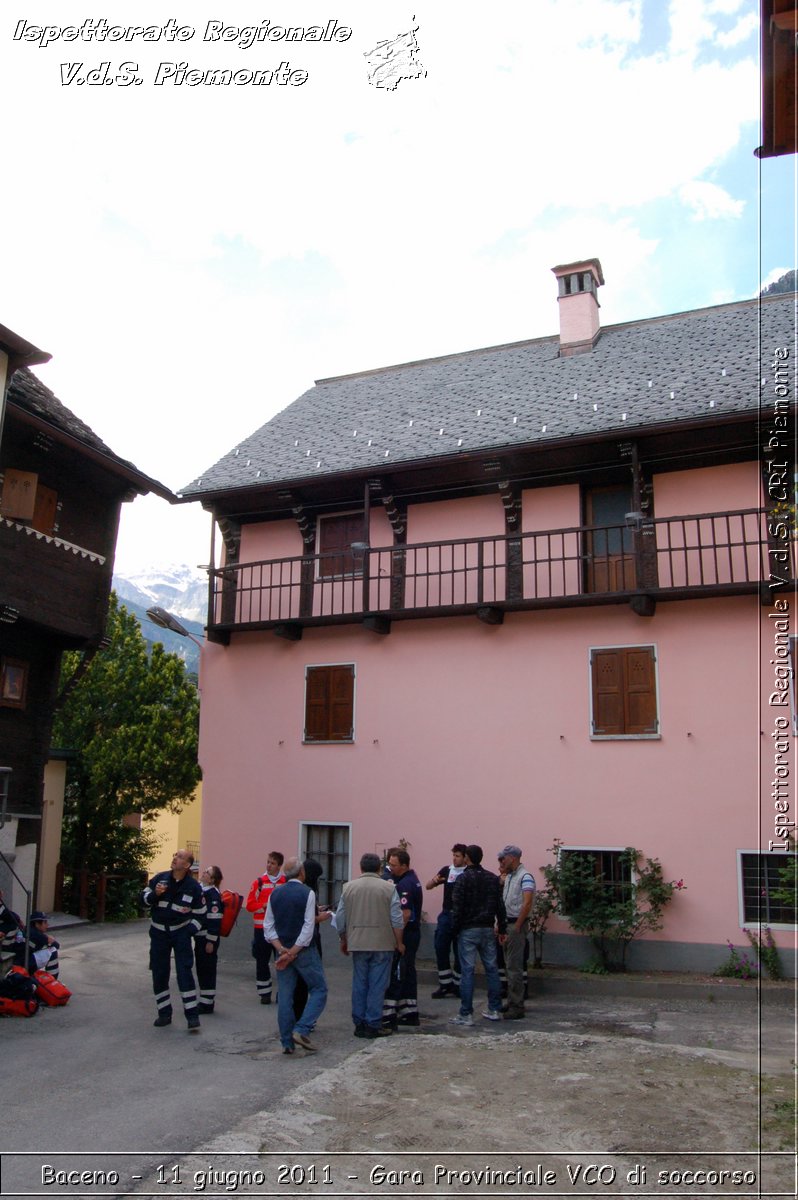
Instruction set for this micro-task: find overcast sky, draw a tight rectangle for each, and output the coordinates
[2,0,794,577]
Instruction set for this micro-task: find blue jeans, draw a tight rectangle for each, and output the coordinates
[351,950,393,1030]
[456,927,502,1016]
[275,945,327,1049]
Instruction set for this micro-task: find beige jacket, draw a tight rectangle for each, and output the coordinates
[336,873,401,951]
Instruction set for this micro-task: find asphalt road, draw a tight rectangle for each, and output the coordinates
[1,920,794,1198]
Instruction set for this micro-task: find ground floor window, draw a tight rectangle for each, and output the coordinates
[558,846,633,915]
[740,852,796,926]
[301,823,350,908]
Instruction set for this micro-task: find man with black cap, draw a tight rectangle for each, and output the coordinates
[498,845,535,1020]
[13,910,60,977]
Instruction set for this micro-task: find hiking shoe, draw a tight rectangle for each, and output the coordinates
[481,1009,503,1022]
[197,1003,214,1015]
[354,1024,368,1038]
[431,986,455,999]
[187,1014,201,1032]
[153,1014,172,1028]
[505,1009,525,1020]
[397,1013,420,1027]
[364,1025,393,1038]
[449,1013,474,1027]
[292,1031,317,1052]
[282,1045,295,1055]
[260,995,272,1005]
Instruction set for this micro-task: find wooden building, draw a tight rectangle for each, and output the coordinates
[0,345,171,911]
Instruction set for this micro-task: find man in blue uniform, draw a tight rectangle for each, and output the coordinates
[142,848,206,1032]
[264,857,328,1055]
[426,844,467,998]
[382,847,423,1028]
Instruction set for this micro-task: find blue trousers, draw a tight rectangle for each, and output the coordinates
[275,945,327,1049]
[351,950,393,1030]
[149,925,198,1018]
[434,910,460,985]
[456,927,502,1016]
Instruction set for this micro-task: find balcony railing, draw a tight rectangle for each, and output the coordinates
[208,508,791,633]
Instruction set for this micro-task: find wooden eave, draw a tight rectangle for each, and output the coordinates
[190,408,770,527]
[756,0,798,157]
[6,401,175,501]
[0,324,51,372]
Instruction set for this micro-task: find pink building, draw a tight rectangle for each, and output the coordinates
[181,262,796,973]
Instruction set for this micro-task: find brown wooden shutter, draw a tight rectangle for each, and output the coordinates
[623,646,657,734]
[591,648,625,735]
[32,485,58,536]
[327,665,355,740]
[305,667,331,741]
[304,665,354,742]
[591,645,657,735]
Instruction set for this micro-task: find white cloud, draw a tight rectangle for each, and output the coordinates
[0,0,781,573]
[678,181,745,220]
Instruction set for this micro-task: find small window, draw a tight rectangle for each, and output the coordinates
[302,823,350,907]
[590,644,659,737]
[740,852,796,926]
[317,512,366,578]
[0,657,28,709]
[558,847,633,917]
[304,664,355,743]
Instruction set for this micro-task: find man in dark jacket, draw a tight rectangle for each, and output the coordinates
[142,848,206,1031]
[450,844,506,1027]
[382,847,423,1028]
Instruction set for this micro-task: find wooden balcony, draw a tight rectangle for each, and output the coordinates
[0,516,110,643]
[206,508,792,638]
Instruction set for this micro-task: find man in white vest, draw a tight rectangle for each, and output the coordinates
[498,845,535,1020]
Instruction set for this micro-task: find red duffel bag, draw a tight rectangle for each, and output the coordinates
[33,970,71,1006]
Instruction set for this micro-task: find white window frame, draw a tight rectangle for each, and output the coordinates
[557,844,633,917]
[302,661,356,745]
[737,849,797,930]
[298,820,353,901]
[588,643,661,741]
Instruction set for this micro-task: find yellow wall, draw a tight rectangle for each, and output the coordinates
[146,783,203,875]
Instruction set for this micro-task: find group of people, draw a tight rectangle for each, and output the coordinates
[141,840,536,1048]
[1,891,61,978]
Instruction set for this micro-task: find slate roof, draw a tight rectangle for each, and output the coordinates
[7,367,173,499]
[181,293,795,498]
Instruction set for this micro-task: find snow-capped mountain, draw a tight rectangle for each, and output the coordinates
[112,564,207,624]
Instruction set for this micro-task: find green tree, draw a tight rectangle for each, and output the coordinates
[53,594,200,913]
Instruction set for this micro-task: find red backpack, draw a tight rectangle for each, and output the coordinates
[34,970,71,1006]
[219,890,243,937]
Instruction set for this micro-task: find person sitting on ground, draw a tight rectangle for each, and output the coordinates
[14,911,60,978]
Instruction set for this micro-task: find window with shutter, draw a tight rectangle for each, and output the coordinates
[317,513,366,578]
[304,664,355,743]
[590,645,658,738]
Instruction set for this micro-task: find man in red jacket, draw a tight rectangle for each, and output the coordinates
[245,851,286,1003]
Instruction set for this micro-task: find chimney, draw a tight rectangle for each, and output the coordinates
[551,258,604,356]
